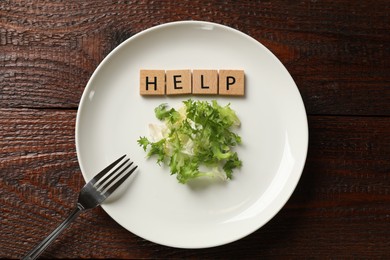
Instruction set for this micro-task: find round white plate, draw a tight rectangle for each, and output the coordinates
[76,21,308,248]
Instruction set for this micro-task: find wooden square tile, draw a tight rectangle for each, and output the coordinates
[140,69,165,95]
[166,69,192,95]
[192,70,218,95]
[218,70,245,96]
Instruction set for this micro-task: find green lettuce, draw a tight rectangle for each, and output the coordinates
[137,99,242,184]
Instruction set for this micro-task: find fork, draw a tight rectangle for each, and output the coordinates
[23,155,138,260]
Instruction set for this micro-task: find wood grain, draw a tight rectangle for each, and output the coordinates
[1,110,389,258]
[1,0,390,258]
[1,1,389,114]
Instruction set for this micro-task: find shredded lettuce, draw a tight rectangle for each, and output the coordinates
[137,99,242,184]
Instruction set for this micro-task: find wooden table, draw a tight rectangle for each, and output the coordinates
[1,1,389,258]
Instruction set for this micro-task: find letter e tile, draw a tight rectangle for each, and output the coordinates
[166,70,192,95]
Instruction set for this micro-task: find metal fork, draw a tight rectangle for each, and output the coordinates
[23,155,138,260]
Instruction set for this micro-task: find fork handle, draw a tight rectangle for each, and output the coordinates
[22,204,83,260]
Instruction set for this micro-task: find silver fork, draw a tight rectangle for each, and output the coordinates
[23,155,138,260]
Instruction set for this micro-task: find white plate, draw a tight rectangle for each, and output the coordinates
[76,21,308,248]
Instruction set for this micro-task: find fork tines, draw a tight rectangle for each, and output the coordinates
[94,155,138,196]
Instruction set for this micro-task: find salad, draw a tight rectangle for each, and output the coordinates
[138,99,242,184]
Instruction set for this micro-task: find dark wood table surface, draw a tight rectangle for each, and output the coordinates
[1,1,389,258]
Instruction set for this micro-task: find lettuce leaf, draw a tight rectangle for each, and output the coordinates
[137,99,242,184]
